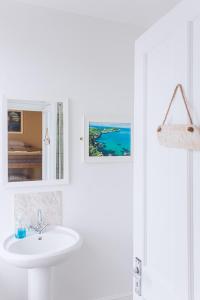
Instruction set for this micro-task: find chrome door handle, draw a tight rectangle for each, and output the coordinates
[134,266,140,276]
[134,257,142,296]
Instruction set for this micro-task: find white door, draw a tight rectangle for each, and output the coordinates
[133,1,200,300]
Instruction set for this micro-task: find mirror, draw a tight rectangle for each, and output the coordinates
[4,99,68,185]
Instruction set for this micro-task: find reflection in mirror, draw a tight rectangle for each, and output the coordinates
[8,110,42,182]
[6,100,66,184]
[56,102,64,180]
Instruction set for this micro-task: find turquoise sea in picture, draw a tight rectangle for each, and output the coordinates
[89,122,131,157]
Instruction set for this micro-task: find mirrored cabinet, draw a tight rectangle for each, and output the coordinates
[2,98,68,187]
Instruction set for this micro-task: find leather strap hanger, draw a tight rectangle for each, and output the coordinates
[157,84,194,132]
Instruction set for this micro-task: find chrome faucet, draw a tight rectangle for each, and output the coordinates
[30,209,48,235]
[37,209,43,228]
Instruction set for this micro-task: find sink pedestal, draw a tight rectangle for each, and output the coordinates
[28,268,52,300]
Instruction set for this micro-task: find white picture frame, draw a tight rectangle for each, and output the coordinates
[81,115,133,163]
[1,95,69,188]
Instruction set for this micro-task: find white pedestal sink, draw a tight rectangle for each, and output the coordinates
[0,226,82,300]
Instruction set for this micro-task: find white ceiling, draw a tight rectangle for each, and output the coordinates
[16,0,181,33]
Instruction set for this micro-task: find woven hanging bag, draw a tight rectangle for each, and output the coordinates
[157,84,200,150]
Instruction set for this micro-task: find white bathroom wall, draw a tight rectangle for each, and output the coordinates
[0,1,135,300]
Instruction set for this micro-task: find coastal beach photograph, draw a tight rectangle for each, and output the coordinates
[89,122,131,157]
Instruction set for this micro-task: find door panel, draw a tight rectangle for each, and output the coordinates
[133,1,200,300]
[145,26,188,300]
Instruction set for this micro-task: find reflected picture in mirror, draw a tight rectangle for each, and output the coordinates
[6,100,66,184]
[8,110,23,134]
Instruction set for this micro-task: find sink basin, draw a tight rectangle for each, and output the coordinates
[0,225,82,300]
[0,225,82,269]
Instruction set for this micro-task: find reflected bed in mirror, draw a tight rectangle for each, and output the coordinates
[3,98,68,187]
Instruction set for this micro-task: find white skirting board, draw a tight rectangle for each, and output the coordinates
[95,293,132,300]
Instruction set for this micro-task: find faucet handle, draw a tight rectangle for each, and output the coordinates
[39,224,48,234]
[28,224,37,232]
[28,224,48,234]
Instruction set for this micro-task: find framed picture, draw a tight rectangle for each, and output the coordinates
[82,115,132,163]
[8,110,23,134]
